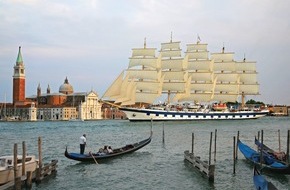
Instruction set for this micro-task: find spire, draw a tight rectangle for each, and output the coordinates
[170,32,173,43]
[47,84,51,94]
[64,77,69,84]
[37,83,41,97]
[16,46,23,64]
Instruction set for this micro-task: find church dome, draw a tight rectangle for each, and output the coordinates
[59,77,73,94]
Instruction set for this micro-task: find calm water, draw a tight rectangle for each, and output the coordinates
[1,117,290,190]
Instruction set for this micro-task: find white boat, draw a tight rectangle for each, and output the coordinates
[102,35,269,121]
[0,155,38,185]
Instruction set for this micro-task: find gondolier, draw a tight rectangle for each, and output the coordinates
[80,134,86,154]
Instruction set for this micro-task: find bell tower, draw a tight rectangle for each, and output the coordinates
[13,46,26,104]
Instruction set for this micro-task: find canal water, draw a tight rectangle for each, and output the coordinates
[0,117,289,189]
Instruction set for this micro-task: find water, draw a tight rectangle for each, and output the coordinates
[1,117,290,190]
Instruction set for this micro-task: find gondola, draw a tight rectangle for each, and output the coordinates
[255,137,287,162]
[237,139,290,174]
[253,166,278,190]
[64,130,152,162]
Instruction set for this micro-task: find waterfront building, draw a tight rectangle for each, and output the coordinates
[0,47,103,121]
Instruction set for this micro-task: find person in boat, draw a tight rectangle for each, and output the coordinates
[108,146,113,153]
[79,134,86,154]
[103,145,109,153]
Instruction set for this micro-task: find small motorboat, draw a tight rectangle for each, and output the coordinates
[0,155,38,185]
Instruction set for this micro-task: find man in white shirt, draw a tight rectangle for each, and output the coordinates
[80,134,86,154]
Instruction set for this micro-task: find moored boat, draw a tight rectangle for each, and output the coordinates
[237,139,290,174]
[253,166,278,190]
[255,137,287,162]
[0,155,38,185]
[64,130,152,162]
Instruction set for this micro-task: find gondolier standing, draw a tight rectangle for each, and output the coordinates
[80,134,86,154]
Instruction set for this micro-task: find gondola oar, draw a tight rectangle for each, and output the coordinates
[89,151,98,165]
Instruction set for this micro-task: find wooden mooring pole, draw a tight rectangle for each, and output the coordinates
[235,131,239,160]
[260,130,264,168]
[162,123,165,144]
[22,141,26,176]
[214,129,217,163]
[233,136,236,174]
[13,143,21,190]
[209,132,213,166]
[192,132,194,154]
[286,130,290,164]
[278,129,281,152]
[36,137,43,182]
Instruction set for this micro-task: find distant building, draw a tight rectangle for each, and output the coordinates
[268,105,288,116]
[0,46,103,121]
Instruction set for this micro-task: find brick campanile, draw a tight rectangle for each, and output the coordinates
[13,46,26,104]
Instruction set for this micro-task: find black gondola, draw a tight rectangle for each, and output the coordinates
[237,139,290,174]
[64,130,152,162]
[253,166,278,190]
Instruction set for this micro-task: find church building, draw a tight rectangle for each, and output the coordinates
[0,46,103,121]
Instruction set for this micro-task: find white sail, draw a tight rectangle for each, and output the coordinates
[135,92,161,104]
[239,73,258,84]
[212,93,238,102]
[163,71,188,81]
[131,48,156,57]
[187,60,213,71]
[163,82,186,92]
[211,52,234,61]
[102,71,124,99]
[239,84,259,94]
[186,43,208,51]
[177,93,213,102]
[129,57,158,69]
[236,61,256,72]
[190,83,214,92]
[215,73,239,83]
[161,58,184,70]
[161,41,181,50]
[136,81,161,92]
[126,69,161,81]
[186,51,208,60]
[189,72,213,82]
[213,61,236,72]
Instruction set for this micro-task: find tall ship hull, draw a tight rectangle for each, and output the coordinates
[120,107,268,121]
[102,35,269,122]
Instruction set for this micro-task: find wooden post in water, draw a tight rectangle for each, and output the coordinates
[26,171,33,188]
[260,130,264,167]
[235,131,239,160]
[286,130,290,164]
[209,132,212,166]
[214,129,217,163]
[37,137,43,182]
[22,141,26,176]
[162,123,165,144]
[192,132,194,154]
[14,143,21,190]
[278,129,281,152]
[257,131,260,142]
[233,136,236,174]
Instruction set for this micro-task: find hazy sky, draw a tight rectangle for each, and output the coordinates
[1,0,289,105]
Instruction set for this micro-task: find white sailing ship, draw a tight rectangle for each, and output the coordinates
[102,35,269,121]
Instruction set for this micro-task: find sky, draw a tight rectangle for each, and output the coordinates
[0,0,290,105]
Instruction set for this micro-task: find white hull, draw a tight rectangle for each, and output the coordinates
[119,107,269,121]
[0,155,38,185]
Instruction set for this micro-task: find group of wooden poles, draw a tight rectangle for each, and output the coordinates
[0,137,58,190]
